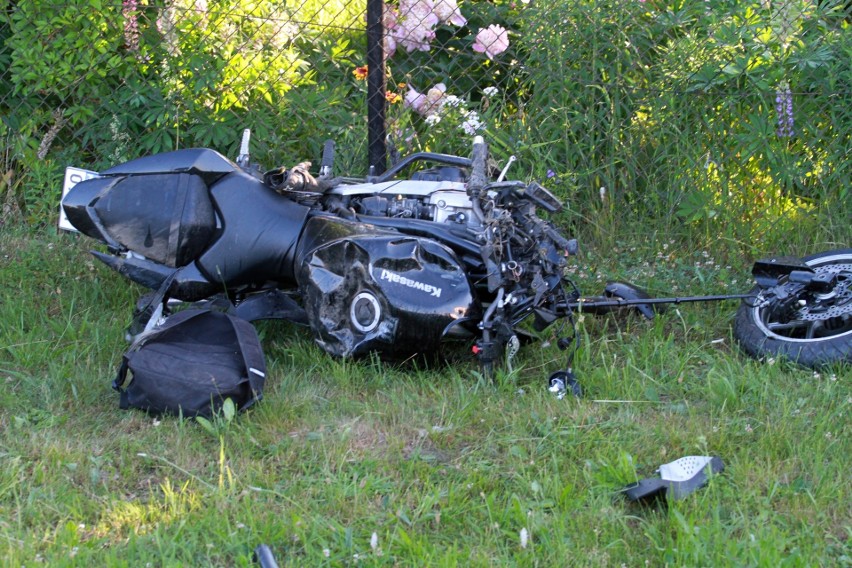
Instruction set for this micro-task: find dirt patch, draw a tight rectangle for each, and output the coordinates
[403,428,451,464]
[342,417,389,459]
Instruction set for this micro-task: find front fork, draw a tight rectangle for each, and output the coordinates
[472,288,512,376]
[472,285,582,401]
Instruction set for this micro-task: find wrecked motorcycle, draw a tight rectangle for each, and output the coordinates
[61,133,851,389]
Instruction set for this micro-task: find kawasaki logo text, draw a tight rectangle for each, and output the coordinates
[380,269,442,298]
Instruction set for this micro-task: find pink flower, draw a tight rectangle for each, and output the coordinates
[473,24,509,59]
[394,0,440,52]
[405,88,427,115]
[423,83,447,114]
[381,4,402,57]
[405,83,446,117]
[433,0,467,27]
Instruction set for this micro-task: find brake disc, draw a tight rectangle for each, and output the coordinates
[796,264,852,322]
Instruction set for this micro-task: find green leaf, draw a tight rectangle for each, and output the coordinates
[222,398,236,422]
[196,416,217,436]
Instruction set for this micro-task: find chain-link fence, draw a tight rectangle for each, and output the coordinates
[2,0,850,239]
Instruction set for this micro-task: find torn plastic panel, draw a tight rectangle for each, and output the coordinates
[92,173,215,267]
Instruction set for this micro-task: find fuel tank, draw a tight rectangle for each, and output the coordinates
[296,214,480,359]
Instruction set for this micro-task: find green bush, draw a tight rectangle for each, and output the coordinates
[506,0,849,249]
[0,0,848,246]
[0,0,366,226]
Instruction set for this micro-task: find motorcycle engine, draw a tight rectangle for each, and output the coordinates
[329,166,481,229]
[351,189,477,226]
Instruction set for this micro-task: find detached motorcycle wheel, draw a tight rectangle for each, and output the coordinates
[734,249,852,368]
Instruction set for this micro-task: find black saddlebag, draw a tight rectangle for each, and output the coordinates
[113,309,266,418]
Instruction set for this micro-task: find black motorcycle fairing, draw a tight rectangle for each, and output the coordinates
[63,172,217,268]
[102,173,214,267]
[297,215,479,358]
[293,211,398,262]
[91,250,174,290]
[230,289,309,324]
[352,214,482,260]
[91,252,221,301]
[195,171,311,287]
[61,176,119,244]
[101,148,238,186]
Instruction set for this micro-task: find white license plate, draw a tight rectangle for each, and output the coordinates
[59,166,99,232]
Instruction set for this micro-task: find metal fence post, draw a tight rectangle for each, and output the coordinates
[366,0,387,175]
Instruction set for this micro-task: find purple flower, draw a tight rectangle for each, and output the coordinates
[546,169,556,178]
[775,82,794,138]
[405,83,446,117]
[123,0,140,52]
[394,0,439,53]
[383,4,399,57]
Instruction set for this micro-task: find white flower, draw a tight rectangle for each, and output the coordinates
[443,94,464,108]
[520,527,529,549]
[370,532,379,551]
[483,86,499,97]
[461,118,483,135]
[425,114,442,126]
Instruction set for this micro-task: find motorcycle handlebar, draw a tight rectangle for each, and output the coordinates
[237,128,251,168]
[371,152,473,183]
[319,139,335,178]
[468,136,488,193]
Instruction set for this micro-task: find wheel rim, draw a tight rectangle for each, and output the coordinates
[752,252,852,343]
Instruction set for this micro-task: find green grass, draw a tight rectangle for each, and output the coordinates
[1,225,849,566]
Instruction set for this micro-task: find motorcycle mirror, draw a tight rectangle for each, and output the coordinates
[547,369,582,399]
[602,281,662,320]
